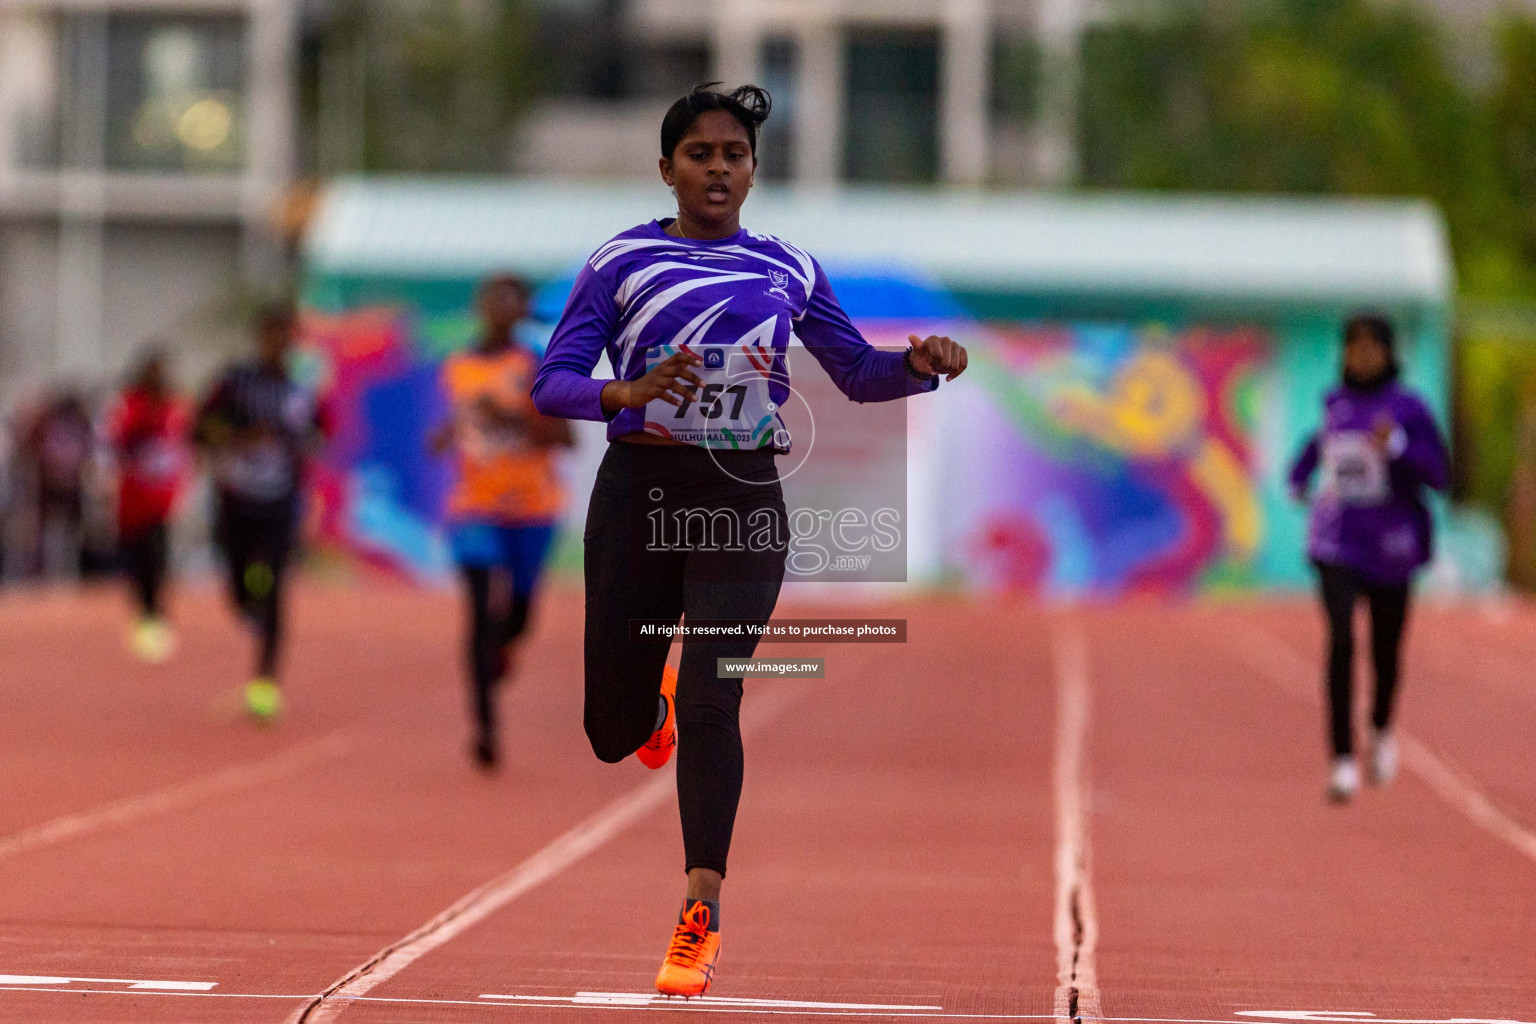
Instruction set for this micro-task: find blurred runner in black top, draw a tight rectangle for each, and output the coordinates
[193,305,327,723]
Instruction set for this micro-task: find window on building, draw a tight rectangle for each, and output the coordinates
[990,29,1043,186]
[533,0,705,101]
[842,29,939,184]
[757,37,797,182]
[0,14,61,170]
[102,15,247,173]
[626,41,710,100]
[533,0,625,98]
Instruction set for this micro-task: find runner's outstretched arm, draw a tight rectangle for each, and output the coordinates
[1288,434,1320,500]
[794,258,961,402]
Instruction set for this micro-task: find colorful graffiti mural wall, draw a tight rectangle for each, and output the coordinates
[938,325,1269,596]
[297,295,1278,596]
[300,306,459,582]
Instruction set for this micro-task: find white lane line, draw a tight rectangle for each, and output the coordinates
[2,986,1530,1024]
[0,984,1047,1017]
[289,683,809,1024]
[1233,624,1536,867]
[0,726,361,861]
[1397,736,1536,862]
[480,991,944,1009]
[1115,1018,1536,1024]
[0,987,301,1001]
[1051,617,1101,1023]
[0,974,214,990]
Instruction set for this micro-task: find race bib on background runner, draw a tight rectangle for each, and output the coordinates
[130,438,185,484]
[217,440,293,503]
[1321,431,1389,505]
[643,344,782,450]
[461,408,534,461]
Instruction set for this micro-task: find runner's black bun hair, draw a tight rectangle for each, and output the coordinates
[660,83,772,159]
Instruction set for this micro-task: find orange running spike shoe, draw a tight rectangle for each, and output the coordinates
[655,899,721,997]
[636,663,678,769]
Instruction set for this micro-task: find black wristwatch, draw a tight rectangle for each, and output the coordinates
[903,347,937,383]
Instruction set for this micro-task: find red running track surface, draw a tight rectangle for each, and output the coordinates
[0,581,1530,1023]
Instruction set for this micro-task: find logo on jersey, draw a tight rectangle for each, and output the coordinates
[767,270,791,302]
[702,347,725,370]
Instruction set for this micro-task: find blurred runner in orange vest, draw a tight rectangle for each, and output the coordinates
[434,273,572,770]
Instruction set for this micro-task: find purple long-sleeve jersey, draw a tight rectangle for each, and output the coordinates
[531,220,936,449]
[1288,381,1450,583]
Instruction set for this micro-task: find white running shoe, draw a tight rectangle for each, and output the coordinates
[1369,731,1399,786]
[1328,757,1361,804]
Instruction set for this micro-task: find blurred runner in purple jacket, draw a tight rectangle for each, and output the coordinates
[1289,313,1450,803]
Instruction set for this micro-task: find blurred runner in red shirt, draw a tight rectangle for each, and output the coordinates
[107,349,190,662]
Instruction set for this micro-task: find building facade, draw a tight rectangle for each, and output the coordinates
[0,0,299,401]
[515,0,1093,188]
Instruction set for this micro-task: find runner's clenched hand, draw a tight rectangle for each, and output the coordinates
[601,351,705,414]
[907,334,968,381]
[1371,415,1396,452]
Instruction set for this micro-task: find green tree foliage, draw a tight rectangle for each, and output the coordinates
[1488,16,1536,296]
[313,0,535,174]
[1079,0,1536,299]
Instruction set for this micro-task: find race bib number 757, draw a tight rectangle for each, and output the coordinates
[643,343,783,450]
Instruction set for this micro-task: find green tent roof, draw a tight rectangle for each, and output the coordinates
[305,177,1452,308]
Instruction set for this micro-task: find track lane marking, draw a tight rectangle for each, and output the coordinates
[0,726,361,861]
[0,974,214,990]
[1051,617,1101,1023]
[4,984,1528,1024]
[289,682,811,1024]
[1233,623,1536,867]
[480,991,944,1009]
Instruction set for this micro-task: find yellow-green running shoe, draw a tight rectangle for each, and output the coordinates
[244,678,282,723]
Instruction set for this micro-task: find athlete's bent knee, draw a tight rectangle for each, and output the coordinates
[585,717,644,764]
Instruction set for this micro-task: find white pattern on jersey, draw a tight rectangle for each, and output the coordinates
[597,231,825,378]
[668,298,733,351]
[728,233,815,302]
[613,268,766,378]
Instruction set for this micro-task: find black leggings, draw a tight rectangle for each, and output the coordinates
[121,522,168,618]
[217,505,295,680]
[1315,561,1411,757]
[583,441,787,878]
[462,566,535,737]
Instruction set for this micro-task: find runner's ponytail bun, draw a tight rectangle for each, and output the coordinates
[728,84,772,126]
[661,83,773,159]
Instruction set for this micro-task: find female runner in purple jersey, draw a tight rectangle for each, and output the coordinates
[1288,314,1450,804]
[533,83,967,996]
